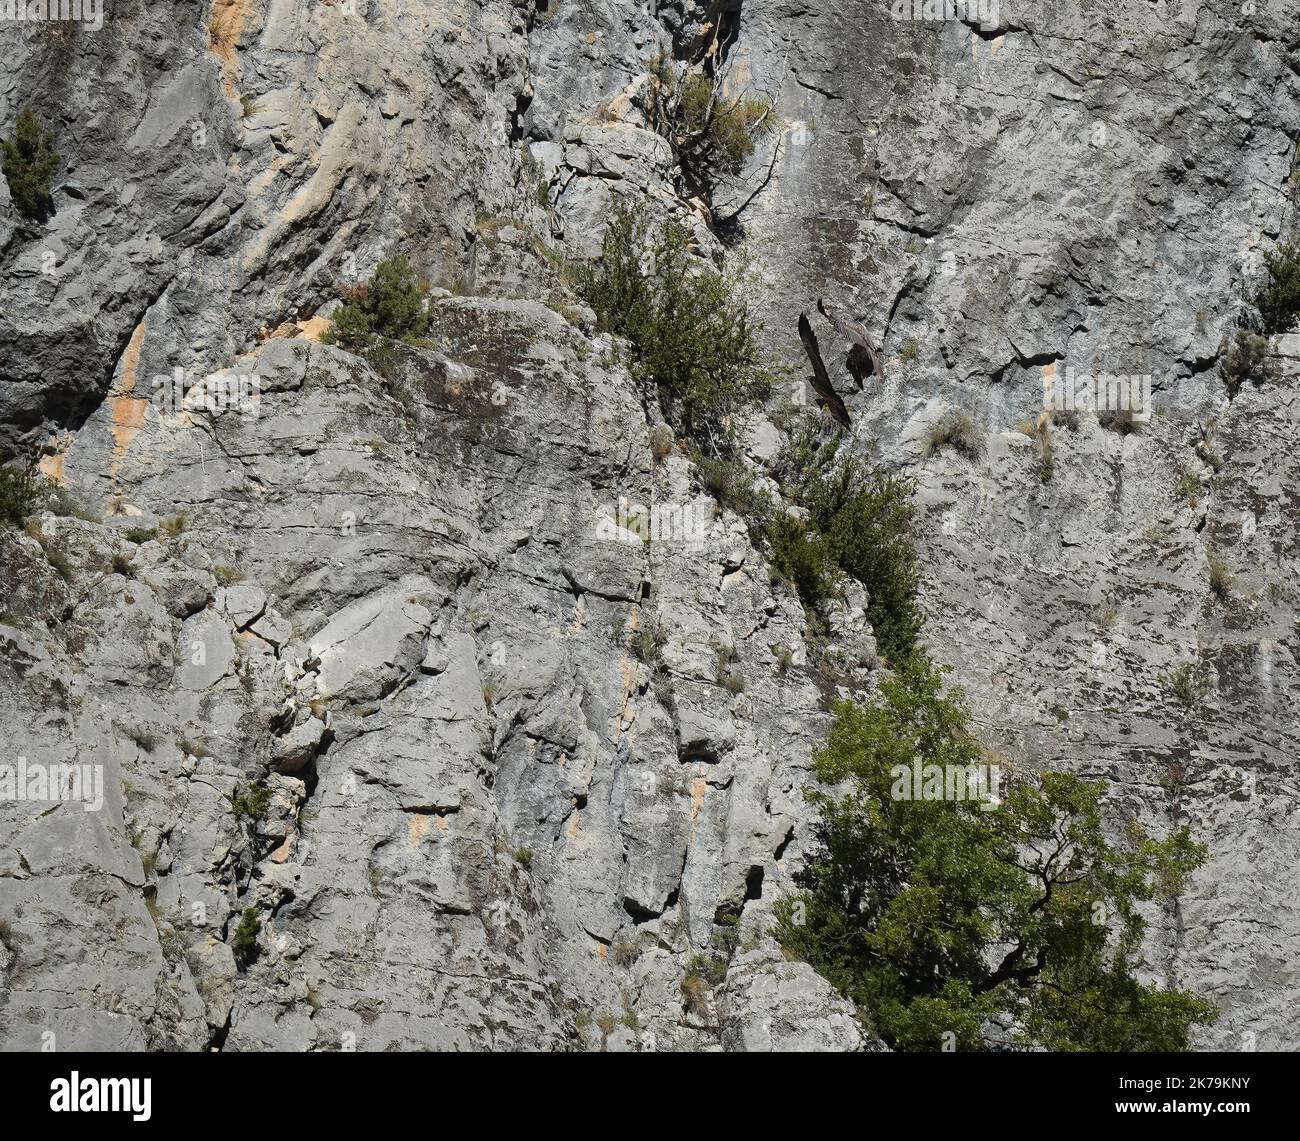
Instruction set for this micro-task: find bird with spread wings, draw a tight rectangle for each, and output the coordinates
[797,312,851,430]
[817,298,886,387]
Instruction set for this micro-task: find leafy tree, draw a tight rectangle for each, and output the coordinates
[2,109,59,221]
[1247,243,1300,335]
[578,203,773,455]
[325,254,429,369]
[776,655,1217,1051]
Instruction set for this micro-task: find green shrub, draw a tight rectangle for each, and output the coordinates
[232,783,273,821]
[775,655,1216,1051]
[765,509,834,603]
[513,846,534,868]
[1167,663,1209,709]
[803,460,922,663]
[693,453,772,522]
[0,462,40,527]
[325,254,430,368]
[2,109,59,221]
[1248,243,1300,335]
[693,436,921,662]
[231,907,261,967]
[578,203,773,455]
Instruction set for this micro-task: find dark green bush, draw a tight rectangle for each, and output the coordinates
[325,254,430,368]
[579,203,773,455]
[775,655,1217,1051]
[802,459,922,663]
[1249,243,1300,335]
[2,109,59,221]
[765,510,834,603]
[231,908,261,967]
[232,783,272,821]
[0,463,40,527]
[692,433,921,662]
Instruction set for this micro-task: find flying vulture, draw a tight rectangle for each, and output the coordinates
[817,298,886,386]
[798,312,851,430]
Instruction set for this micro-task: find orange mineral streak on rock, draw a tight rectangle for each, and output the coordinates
[108,323,148,480]
[294,315,332,342]
[270,834,296,864]
[689,774,707,845]
[38,451,66,487]
[408,815,431,849]
[435,814,449,835]
[208,0,252,99]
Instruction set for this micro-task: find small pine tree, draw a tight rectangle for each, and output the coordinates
[2,109,59,221]
[231,908,262,967]
[324,254,429,367]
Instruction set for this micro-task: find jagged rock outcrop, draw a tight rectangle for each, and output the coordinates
[2,1,1298,1051]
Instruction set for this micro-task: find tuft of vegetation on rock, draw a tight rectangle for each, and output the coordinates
[232,783,273,821]
[925,410,986,460]
[775,654,1218,1051]
[693,430,922,664]
[2,109,59,221]
[1220,328,1281,397]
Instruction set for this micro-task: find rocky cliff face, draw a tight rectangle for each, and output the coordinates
[1,1,1297,1051]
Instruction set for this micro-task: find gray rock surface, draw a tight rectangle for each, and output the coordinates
[1,0,1298,1052]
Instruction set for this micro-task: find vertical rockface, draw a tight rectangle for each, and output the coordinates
[0,1,1297,1050]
